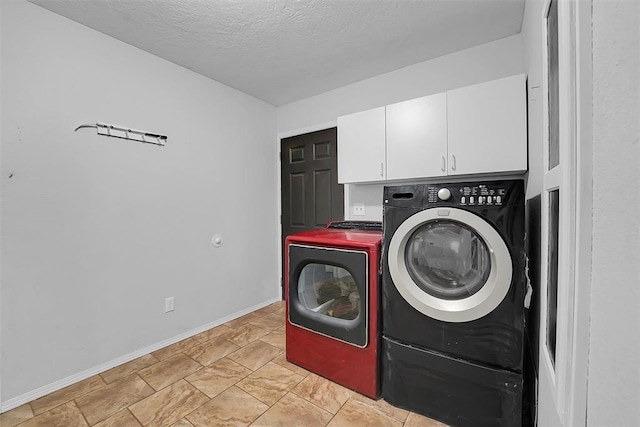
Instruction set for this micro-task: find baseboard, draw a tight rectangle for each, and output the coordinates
[0,297,281,413]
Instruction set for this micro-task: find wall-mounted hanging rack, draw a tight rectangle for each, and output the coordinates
[74,123,167,146]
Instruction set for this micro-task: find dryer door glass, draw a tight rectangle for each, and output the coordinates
[297,263,361,321]
[288,244,368,347]
[405,220,491,300]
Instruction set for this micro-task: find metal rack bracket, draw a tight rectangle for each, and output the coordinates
[74,123,167,146]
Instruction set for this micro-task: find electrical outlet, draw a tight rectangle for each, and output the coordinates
[353,203,366,216]
[165,297,174,313]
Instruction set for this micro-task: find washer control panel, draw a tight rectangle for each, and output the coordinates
[426,183,508,206]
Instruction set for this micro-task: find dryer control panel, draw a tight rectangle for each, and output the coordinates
[426,183,509,206]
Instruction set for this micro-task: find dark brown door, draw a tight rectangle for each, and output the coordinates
[280,128,344,297]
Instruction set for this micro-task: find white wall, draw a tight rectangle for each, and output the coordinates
[520,1,545,202]
[278,34,525,222]
[0,0,4,408]
[588,0,640,425]
[278,34,524,135]
[1,0,278,407]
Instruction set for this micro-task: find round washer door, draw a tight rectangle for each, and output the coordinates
[387,207,512,322]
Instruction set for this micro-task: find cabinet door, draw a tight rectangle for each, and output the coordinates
[386,93,448,180]
[337,107,386,183]
[447,74,527,176]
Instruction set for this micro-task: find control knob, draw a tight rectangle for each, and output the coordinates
[437,187,451,201]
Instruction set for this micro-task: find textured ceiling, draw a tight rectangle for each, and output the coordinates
[28,0,525,106]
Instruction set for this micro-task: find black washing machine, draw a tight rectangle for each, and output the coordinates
[381,179,526,427]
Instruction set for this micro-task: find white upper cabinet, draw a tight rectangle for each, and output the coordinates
[386,93,448,180]
[337,107,386,183]
[336,74,527,183]
[446,74,527,176]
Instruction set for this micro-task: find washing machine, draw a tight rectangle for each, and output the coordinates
[381,179,526,427]
[286,221,382,399]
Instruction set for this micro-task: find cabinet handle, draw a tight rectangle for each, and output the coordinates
[451,155,457,171]
[380,162,384,177]
[441,156,446,172]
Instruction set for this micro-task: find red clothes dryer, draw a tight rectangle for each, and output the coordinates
[285,221,382,399]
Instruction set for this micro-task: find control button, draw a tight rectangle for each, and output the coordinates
[469,196,474,204]
[437,188,451,201]
[479,196,484,205]
[487,197,493,205]
[496,196,502,204]
[460,196,466,204]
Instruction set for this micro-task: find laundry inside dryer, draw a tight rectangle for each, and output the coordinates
[298,263,361,320]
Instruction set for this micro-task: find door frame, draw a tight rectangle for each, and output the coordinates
[276,121,345,297]
[537,0,592,425]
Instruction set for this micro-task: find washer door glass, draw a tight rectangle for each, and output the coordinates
[387,207,512,323]
[405,221,491,300]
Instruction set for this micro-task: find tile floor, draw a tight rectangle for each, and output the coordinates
[0,301,448,427]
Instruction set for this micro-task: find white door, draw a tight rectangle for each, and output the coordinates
[386,208,512,323]
[535,0,590,425]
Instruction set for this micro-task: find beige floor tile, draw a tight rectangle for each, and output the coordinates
[190,330,210,344]
[251,392,333,427]
[226,323,270,347]
[186,386,268,427]
[404,411,450,427]
[291,373,353,414]
[249,312,285,331]
[185,357,252,398]
[30,375,106,415]
[129,379,209,427]
[151,337,199,361]
[259,328,285,350]
[272,306,285,317]
[252,301,284,317]
[75,374,154,425]
[206,324,235,339]
[328,399,402,427]
[236,361,304,406]
[271,353,311,377]
[184,336,240,366]
[19,401,88,427]
[226,340,283,371]
[14,303,454,427]
[191,324,234,343]
[138,353,202,391]
[0,403,34,427]
[350,394,410,423]
[93,409,142,427]
[224,312,262,329]
[99,354,159,384]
